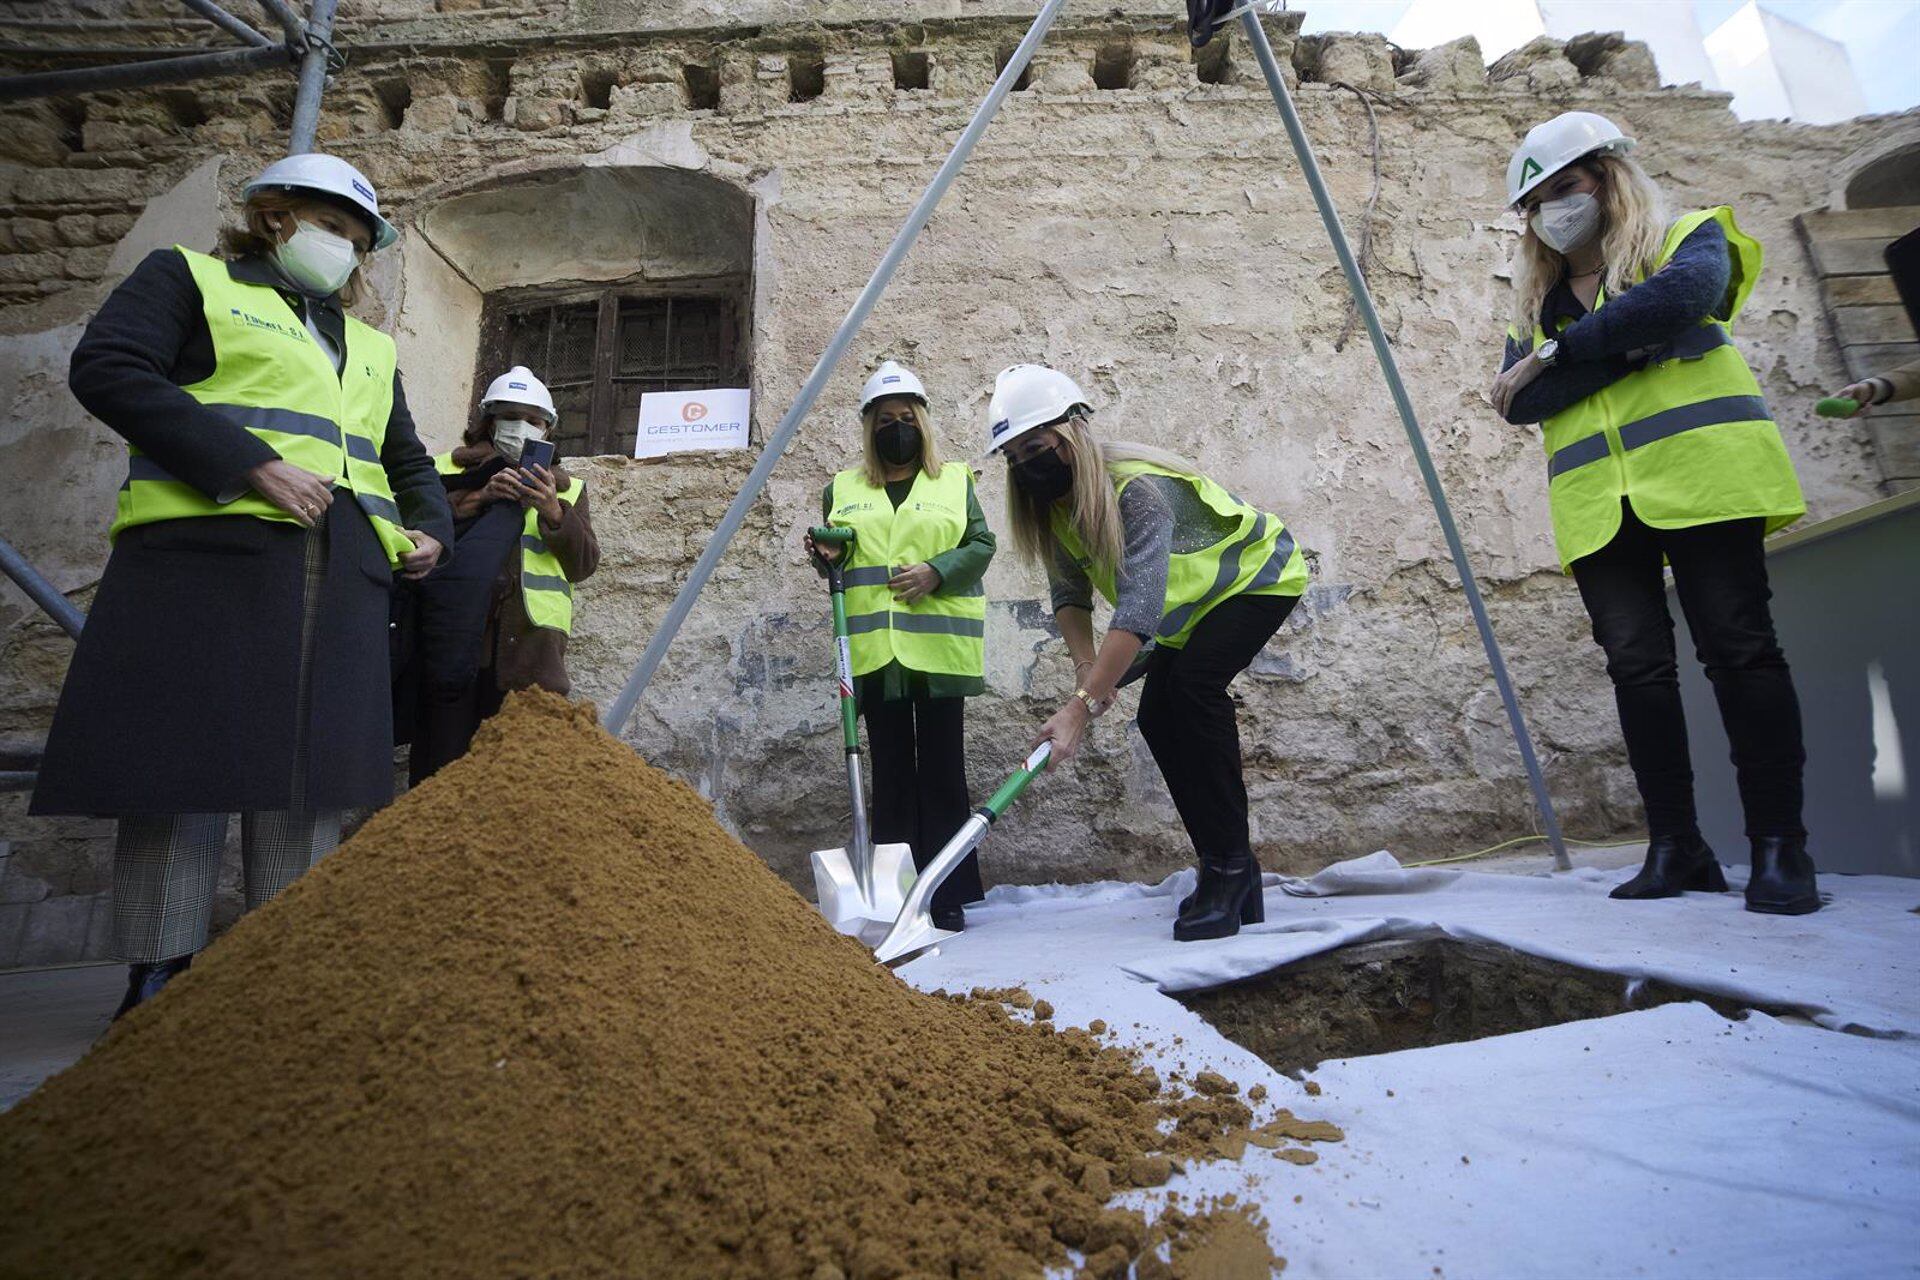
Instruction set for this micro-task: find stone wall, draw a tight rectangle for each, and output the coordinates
[2,3,1915,965]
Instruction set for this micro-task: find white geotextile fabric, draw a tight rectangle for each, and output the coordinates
[897,857,1920,1279]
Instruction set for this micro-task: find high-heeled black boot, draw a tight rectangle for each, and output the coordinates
[112,954,193,1021]
[1609,831,1728,900]
[1173,853,1263,942]
[1177,853,1259,917]
[1745,836,1820,915]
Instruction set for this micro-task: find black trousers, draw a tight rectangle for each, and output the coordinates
[1571,500,1806,840]
[1135,593,1295,862]
[861,677,982,910]
[407,502,523,784]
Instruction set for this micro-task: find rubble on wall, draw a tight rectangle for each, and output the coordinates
[0,3,1906,965]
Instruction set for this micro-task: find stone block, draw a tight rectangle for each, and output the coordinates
[1310,34,1396,92]
[1565,33,1660,90]
[16,166,142,208]
[82,120,167,154]
[403,93,462,134]
[1400,36,1484,91]
[611,82,684,117]
[1031,57,1095,95]
[65,245,113,280]
[94,213,137,243]
[822,54,886,104]
[0,252,66,286]
[506,96,568,132]
[0,902,28,968]
[0,119,70,169]
[1488,36,1579,90]
[11,218,62,253]
[54,214,99,248]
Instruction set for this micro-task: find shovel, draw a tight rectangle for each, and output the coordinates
[873,742,1053,965]
[807,526,918,934]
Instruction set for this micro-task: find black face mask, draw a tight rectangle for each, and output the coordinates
[1011,447,1073,503]
[875,420,921,466]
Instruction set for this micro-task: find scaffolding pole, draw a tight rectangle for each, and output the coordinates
[1237,10,1570,870]
[0,536,84,640]
[601,0,1070,737]
[286,0,337,155]
[0,41,287,101]
[179,0,275,47]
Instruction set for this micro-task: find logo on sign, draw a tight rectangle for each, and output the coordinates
[682,402,709,422]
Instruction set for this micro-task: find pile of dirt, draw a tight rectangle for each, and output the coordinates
[0,692,1333,1278]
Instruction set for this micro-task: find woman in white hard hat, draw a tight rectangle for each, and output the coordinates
[401,365,599,783]
[990,364,1308,941]
[804,361,996,933]
[1490,110,1818,915]
[35,154,453,1017]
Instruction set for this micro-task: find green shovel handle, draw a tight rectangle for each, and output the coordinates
[810,525,855,546]
[983,742,1052,820]
[1816,397,1860,418]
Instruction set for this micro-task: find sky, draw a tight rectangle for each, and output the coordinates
[1290,0,1920,116]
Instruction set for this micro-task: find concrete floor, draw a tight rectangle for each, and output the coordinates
[0,840,1655,1115]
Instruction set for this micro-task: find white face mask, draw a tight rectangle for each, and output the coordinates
[1530,192,1603,255]
[492,417,546,462]
[271,219,361,296]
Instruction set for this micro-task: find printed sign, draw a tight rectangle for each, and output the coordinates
[634,389,751,459]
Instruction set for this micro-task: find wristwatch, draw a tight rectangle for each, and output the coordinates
[1535,337,1560,367]
[1072,687,1106,718]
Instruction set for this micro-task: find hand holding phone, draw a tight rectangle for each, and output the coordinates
[516,437,557,472]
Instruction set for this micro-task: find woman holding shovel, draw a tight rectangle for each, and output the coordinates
[805,361,996,933]
[989,364,1308,942]
[1489,111,1817,915]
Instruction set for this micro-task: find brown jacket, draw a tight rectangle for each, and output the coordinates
[446,443,600,696]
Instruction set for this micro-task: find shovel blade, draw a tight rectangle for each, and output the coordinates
[873,911,956,966]
[810,841,916,934]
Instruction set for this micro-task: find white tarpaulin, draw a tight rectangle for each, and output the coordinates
[898,857,1920,1278]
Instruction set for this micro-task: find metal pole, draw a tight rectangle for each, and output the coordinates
[0,537,84,640]
[0,42,285,102]
[286,0,337,155]
[601,0,1071,737]
[1238,11,1571,870]
[179,0,274,47]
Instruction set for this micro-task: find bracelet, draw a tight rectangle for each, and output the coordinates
[1072,687,1105,718]
[1869,377,1894,407]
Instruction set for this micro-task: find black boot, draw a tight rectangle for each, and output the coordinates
[931,904,966,933]
[112,954,193,1021]
[1176,853,1260,916]
[1609,832,1728,900]
[1745,836,1820,915]
[1173,853,1264,942]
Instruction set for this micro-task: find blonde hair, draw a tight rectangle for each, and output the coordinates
[860,398,944,487]
[1509,151,1668,338]
[1005,414,1202,579]
[219,190,368,307]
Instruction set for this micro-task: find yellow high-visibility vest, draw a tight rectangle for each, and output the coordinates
[434,451,585,635]
[1051,460,1307,649]
[1514,206,1805,571]
[110,246,413,566]
[828,464,986,679]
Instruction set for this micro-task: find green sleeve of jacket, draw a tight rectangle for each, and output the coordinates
[927,474,996,595]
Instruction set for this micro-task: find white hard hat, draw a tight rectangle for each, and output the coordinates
[481,366,556,422]
[1506,111,1636,209]
[860,359,928,412]
[243,153,399,251]
[985,364,1090,454]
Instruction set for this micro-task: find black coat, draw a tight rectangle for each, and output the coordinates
[31,250,454,816]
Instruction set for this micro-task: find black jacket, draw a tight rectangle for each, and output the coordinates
[32,249,453,816]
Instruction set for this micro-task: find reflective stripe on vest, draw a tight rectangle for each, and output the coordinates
[432,450,583,636]
[1517,206,1805,572]
[113,247,413,567]
[1052,461,1308,651]
[828,465,987,679]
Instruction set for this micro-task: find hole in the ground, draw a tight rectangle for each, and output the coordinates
[995,42,1033,91]
[1194,33,1233,84]
[1092,40,1136,90]
[49,97,86,152]
[683,63,720,110]
[892,49,930,91]
[483,58,514,122]
[579,68,617,110]
[157,89,208,131]
[373,77,411,130]
[1176,940,1771,1075]
[788,49,825,102]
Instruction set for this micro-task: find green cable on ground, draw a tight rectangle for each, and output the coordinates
[1403,834,1647,869]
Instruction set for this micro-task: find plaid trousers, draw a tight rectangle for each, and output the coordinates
[111,513,342,964]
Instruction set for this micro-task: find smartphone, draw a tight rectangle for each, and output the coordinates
[517,438,557,473]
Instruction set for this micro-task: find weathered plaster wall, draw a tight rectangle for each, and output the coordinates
[1,2,1912,964]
